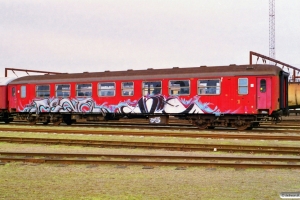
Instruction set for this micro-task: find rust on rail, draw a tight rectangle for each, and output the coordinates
[1,152,300,169]
[1,136,300,155]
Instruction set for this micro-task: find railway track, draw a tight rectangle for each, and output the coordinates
[1,136,300,155]
[2,121,300,132]
[1,152,300,169]
[1,126,300,140]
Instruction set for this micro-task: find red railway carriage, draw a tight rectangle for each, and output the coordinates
[7,64,289,130]
[0,77,17,122]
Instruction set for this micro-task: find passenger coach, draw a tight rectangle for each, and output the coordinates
[6,64,289,130]
[0,77,16,123]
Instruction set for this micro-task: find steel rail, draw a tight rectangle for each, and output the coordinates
[1,137,300,155]
[1,152,300,168]
[1,152,300,161]
[3,122,300,132]
[2,127,300,140]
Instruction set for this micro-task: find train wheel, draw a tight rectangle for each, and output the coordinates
[53,121,61,126]
[51,115,62,126]
[29,120,36,125]
[63,119,73,125]
[197,123,208,130]
[63,117,73,125]
[43,120,50,125]
[28,118,36,125]
[234,124,249,131]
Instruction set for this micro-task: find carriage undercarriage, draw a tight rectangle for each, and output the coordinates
[12,112,282,131]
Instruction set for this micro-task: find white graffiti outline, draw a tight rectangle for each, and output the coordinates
[19,95,240,115]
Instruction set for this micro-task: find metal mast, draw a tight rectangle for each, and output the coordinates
[269,0,275,63]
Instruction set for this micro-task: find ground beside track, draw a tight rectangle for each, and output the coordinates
[1,128,300,199]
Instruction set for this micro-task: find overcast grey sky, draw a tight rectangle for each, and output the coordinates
[1,0,300,77]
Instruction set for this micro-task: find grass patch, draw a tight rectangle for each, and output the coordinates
[1,128,300,199]
[0,162,299,199]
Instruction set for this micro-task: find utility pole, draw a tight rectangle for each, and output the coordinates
[269,0,275,64]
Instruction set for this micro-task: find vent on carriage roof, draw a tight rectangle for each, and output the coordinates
[104,70,110,72]
[83,71,89,73]
[127,69,133,71]
[147,68,153,70]
[246,65,254,69]
[229,64,236,66]
[200,65,207,67]
[173,67,179,69]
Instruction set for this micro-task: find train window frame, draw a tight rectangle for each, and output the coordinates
[198,79,221,95]
[76,83,92,97]
[169,80,190,95]
[98,82,115,97]
[55,84,71,98]
[21,85,26,98]
[36,85,50,98]
[260,79,266,93]
[238,78,248,95]
[142,81,162,96]
[121,82,134,96]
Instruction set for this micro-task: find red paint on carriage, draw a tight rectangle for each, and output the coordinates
[3,64,289,129]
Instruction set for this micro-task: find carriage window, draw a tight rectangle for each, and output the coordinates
[76,83,92,97]
[12,87,15,97]
[98,82,115,97]
[142,81,161,95]
[122,82,134,96]
[238,78,248,94]
[260,79,266,93]
[36,85,50,98]
[56,84,70,97]
[21,86,26,98]
[169,80,190,95]
[198,79,220,95]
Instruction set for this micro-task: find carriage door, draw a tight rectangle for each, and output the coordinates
[9,86,17,110]
[256,78,271,109]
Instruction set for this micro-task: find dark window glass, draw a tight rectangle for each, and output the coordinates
[169,80,190,95]
[98,82,115,96]
[142,81,162,95]
[36,85,50,97]
[122,82,134,96]
[76,84,92,97]
[56,84,70,97]
[260,79,266,93]
[198,79,220,95]
[12,87,15,97]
